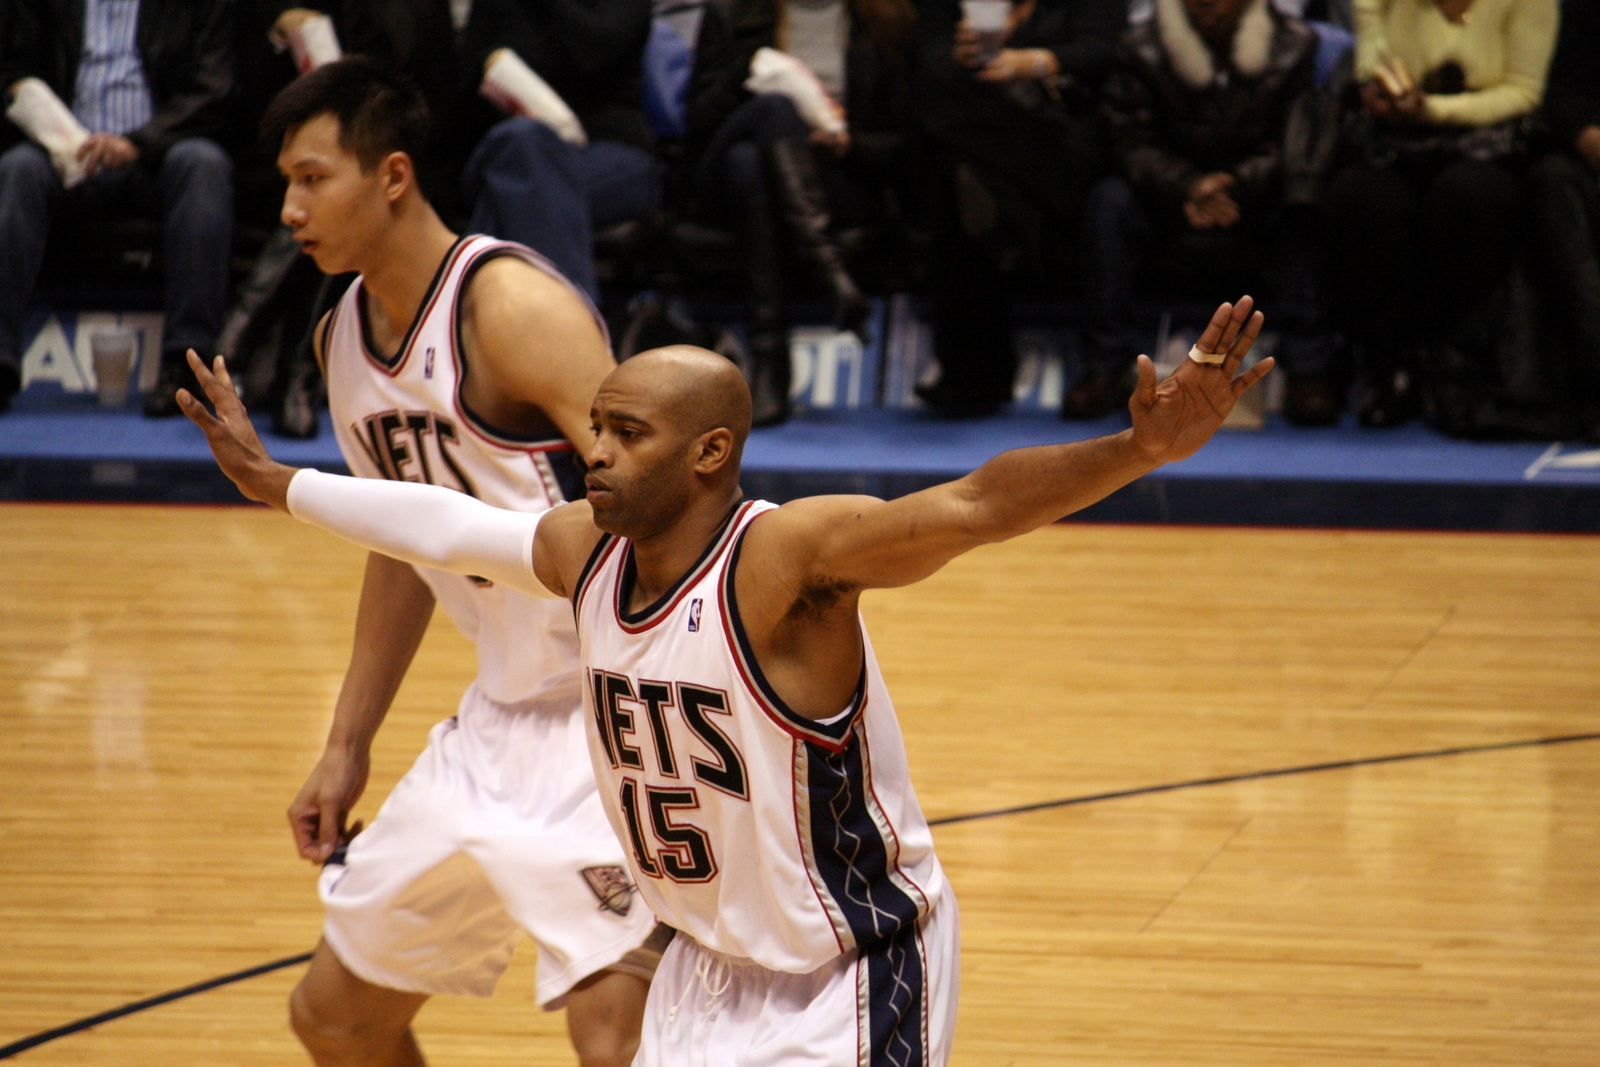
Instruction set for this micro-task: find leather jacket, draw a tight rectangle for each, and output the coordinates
[1102,2,1318,213]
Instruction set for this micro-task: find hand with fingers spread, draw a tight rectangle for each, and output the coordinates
[175,350,300,510]
[1129,296,1272,464]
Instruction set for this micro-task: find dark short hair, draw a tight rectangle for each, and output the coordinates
[261,56,430,173]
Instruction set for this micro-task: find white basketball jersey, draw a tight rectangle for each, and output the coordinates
[572,500,948,973]
[326,235,602,706]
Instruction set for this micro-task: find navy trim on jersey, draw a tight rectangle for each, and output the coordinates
[719,521,865,751]
[572,533,618,611]
[613,501,749,633]
[803,730,925,949]
[859,920,929,1067]
[449,244,577,448]
[357,235,468,373]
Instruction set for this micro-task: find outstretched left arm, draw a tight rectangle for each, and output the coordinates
[767,297,1270,592]
[176,352,564,597]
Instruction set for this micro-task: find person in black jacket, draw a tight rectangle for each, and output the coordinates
[0,0,235,416]
[1529,0,1600,440]
[685,0,916,425]
[911,0,1125,417]
[1077,0,1319,419]
[457,0,661,302]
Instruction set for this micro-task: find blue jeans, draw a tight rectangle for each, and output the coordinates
[463,119,662,302]
[0,138,234,377]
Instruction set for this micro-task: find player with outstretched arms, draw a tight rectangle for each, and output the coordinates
[258,58,663,1067]
[179,297,1270,1065]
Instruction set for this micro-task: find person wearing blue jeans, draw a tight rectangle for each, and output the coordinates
[462,118,661,303]
[0,0,234,415]
[0,137,233,411]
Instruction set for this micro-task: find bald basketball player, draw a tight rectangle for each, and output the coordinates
[178,296,1271,1065]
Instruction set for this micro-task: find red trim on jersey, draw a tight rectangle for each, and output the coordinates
[611,501,752,635]
[355,237,474,378]
[860,725,933,916]
[445,238,590,455]
[574,536,623,618]
[791,737,851,955]
[714,574,859,754]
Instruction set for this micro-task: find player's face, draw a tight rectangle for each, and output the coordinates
[277,114,392,275]
[583,387,700,539]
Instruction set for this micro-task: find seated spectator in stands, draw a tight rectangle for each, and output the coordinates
[1080,0,1323,420]
[457,0,661,303]
[1321,0,1556,427]
[911,0,1125,417]
[1529,0,1600,441]
[0,0,234,416]
[686,0,916,426]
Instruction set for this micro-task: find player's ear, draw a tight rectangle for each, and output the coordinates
[692,428,735,476]
[380,151,413,204]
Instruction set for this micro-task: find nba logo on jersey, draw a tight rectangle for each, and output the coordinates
[687,598,703,632]
[424,346,436,379]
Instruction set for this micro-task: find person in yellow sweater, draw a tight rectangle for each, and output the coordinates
[1319,0,1559,429]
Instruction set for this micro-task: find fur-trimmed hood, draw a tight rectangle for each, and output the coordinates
[1156,0,1278,88]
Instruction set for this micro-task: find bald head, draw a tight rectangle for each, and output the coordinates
[583,346,752,537]
[609,345,752,450]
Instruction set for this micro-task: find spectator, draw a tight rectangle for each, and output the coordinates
[1320,0,1557,427]
[685,0,916,425]
[458,0,661,302]
[1529,0,1600,441]
[913,0,1125,417]
[1078,0,1323,420]
[0,0,235,416]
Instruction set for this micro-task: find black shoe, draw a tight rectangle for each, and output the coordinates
[0,363,19,414]
[1061,367,1133,420]
[1283,374,1344,427]
[1359,367,1420,428]
[143,353,201,418]
[747,327,791,427]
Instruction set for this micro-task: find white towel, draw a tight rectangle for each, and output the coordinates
[6,78,91,188]
[479,48,588,146]
[743,47,846,135]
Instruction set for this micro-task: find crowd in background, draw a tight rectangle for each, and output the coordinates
[1,0,1597,440]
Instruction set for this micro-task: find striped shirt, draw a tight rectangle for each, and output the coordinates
[72,0,153,136]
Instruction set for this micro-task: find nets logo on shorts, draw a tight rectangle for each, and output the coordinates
[582,865,638,915]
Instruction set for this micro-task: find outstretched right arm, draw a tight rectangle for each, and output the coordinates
[176,351,593,598]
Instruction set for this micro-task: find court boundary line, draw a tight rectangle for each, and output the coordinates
[0,954,312,1060]
[926,731,1600,827]
[5,729,1597,1059]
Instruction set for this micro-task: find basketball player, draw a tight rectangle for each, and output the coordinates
[178,297,1271,1064]
[258,59,661,1067]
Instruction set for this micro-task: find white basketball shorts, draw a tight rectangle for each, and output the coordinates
[636,894,959,1067]
[318,683,656,1007]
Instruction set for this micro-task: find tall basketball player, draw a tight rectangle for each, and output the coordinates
[180,298,1271,1065]
[258,59,660,1067]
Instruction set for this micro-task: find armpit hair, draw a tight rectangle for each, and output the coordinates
[784,575,860,623]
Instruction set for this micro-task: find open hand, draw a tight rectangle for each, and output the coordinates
[288,745,370,863]
[176,350,298,510]
[1129,296,1271,464]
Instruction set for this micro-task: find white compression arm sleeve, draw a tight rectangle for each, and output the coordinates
[286,469,559,598]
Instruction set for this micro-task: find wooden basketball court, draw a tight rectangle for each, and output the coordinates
[2,502,1596,1065]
